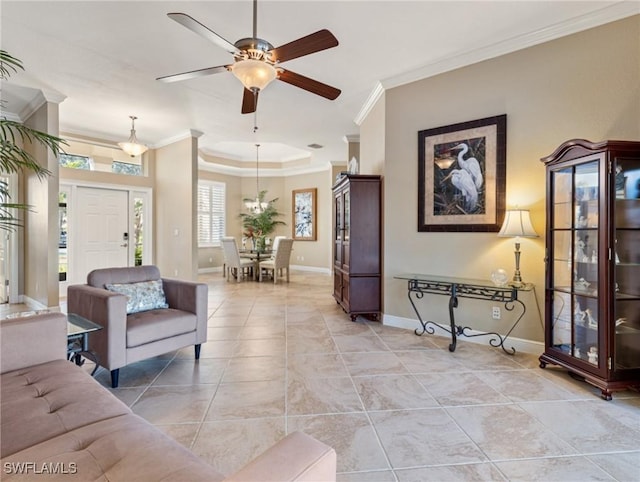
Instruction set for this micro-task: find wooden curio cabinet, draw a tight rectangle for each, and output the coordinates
[539,139,640,399]
[333,174,381,320]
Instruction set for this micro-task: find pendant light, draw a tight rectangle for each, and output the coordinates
[245,143,268,213]
[118,115,148,157]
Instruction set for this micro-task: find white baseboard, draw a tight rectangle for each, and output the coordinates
[289,265,331,275]
[21,295,49,311]
[198,267,222,274]
[383,314,544,355]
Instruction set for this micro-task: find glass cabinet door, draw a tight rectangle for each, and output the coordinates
[551,167,573,355]
[613,158,640,371]
[344,189,350,242]
[334,191,342,267]
[550,160,601,366]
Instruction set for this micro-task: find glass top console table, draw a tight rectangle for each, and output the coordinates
[395,274,533,354]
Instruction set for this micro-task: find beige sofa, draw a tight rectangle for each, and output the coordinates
[67,265,208,388]
[0,313,337,481]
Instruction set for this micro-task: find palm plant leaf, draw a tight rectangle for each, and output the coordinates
[0,50,23,80]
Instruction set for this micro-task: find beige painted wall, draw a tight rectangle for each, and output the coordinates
[285,170,333,270]
[24,101,60,308]
[60,165,153,189]
[366,15,640,343]
[360,92,386,176]
[154,137,198,280]
[197,168,335,272]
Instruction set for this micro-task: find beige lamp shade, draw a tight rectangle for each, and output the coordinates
[498,209,538,287]
[498,209,538,238]
[118,116,148,157]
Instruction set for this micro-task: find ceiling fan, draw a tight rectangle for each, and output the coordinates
[157,0,341,114]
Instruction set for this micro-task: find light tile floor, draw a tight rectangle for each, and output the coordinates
[8,272,640,481]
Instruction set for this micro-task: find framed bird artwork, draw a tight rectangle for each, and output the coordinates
[418,114,507,232]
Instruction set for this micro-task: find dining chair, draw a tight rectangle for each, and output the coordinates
[259,238,294,284]
[221,237,254,282]
[271,235,287,276]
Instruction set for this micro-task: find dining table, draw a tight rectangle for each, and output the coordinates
[239,249,273,280]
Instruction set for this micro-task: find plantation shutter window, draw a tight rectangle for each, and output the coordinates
[198,181,225,246]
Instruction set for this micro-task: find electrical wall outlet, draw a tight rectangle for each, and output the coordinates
[492,306,501,319]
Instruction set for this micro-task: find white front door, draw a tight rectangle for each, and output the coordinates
[74,187,129,281]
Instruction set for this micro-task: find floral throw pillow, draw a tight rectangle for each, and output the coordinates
[105,279,169,314]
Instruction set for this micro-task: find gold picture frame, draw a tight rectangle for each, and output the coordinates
[292,188,317,241]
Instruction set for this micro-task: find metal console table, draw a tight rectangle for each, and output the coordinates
[395,274,533,354]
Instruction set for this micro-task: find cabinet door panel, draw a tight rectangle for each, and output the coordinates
[348,277,380,312]
[573,295,599,366]
[551,291,571,353]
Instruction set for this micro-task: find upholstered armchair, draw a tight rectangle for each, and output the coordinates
[67,265,207,388]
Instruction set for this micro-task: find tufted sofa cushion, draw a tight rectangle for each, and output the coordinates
[1,414,225,482]
[0,360,131,459]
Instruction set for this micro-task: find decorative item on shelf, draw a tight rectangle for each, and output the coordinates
[574,347,581,358]
[498,209,539,287]
[615,317,627,327]
[587,346,598,365]
[574,300,585,325]
[490,268,509,287]
[575,239,588,262]
[585,308,597,328]
[615,165,626,199]
[118,116,148,157]
[575,277,591,290]
[348,156,359,174]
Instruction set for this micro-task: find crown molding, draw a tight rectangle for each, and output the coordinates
[198,158,331,177]
[354,2,639,126]
[17,89,66,122]
[153,129,203,149]
[1,111,22,122]
[342,134,360,144]
[354,81,384,126]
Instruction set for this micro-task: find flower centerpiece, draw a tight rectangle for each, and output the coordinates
[239,191,285,253]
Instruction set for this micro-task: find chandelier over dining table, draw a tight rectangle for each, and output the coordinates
[245,143,268,213]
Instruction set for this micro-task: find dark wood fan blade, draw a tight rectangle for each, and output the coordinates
[269,29,338,63]
[168,13,240,55]
[277,69,341,100]
[242,88,258,114]
[156,65,229,83]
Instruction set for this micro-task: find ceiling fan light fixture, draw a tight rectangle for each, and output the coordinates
[231,59,277,91]
[118,116,148,157]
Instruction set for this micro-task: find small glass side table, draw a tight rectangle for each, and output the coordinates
[67,313,102,375]
[5,310,103,376]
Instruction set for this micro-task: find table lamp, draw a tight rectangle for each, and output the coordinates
[498,209,538,287]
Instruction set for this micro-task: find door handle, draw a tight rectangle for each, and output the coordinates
[121,243,128,247]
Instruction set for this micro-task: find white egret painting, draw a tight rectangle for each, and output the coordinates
[418,115,506,232]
